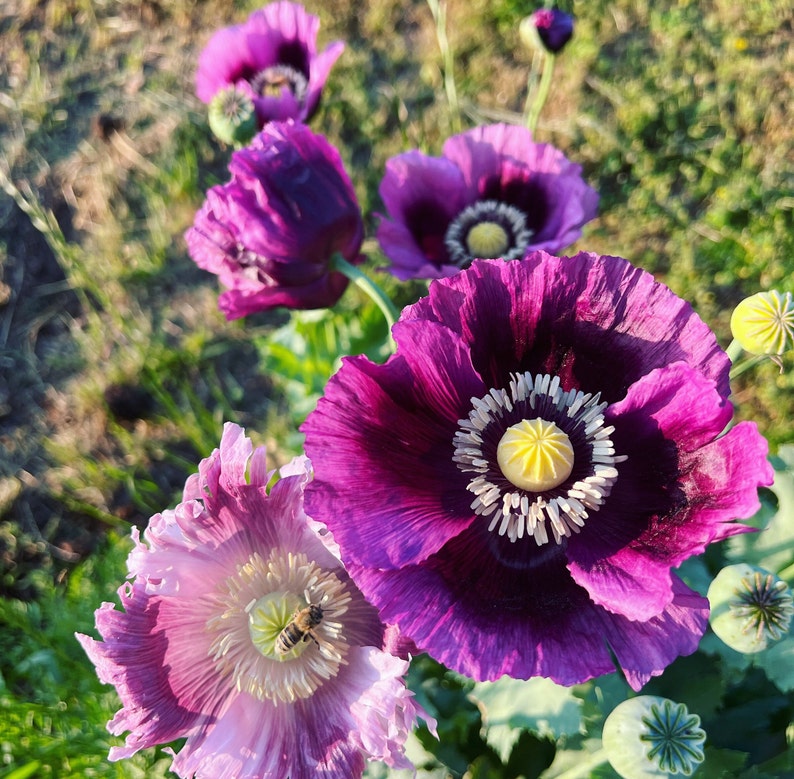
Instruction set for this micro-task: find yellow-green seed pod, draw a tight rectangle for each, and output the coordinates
[730,290,794,355]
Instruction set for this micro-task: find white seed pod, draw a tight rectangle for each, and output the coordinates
[707,563,794,654]
[602,696,706,779]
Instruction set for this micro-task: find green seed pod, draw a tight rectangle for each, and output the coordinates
[602,696,706,778]
[208,86,258,147]
[708,563,794,654]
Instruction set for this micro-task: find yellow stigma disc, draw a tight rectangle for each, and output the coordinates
[466,221,510,259]
[497,418,575,492]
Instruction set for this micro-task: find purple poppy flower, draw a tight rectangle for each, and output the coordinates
[531,8,574,54]
[195,1,344,125]
[376,123,598,280]
[185,121,365,318]
[77,423,431,779]
[301,251,773,690]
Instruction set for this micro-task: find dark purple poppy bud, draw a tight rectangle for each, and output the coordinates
[527,8,574,54]
[185,121,364,318]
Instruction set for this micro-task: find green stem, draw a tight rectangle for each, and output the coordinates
[552,747,610,779]
[725,338,744,363]
[778,561,794,585]
[522,49,544,128]
[330,254,399,333]
[427,0,461,133]
[729,354,766,380]
[526,51,555,134]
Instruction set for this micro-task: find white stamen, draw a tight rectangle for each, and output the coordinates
[453,371,626,545]
[207,551,351,704]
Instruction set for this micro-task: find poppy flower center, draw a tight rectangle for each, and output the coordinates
[444,200,533,268]
[453,372,626,545]
[730,570,794,642]
[207,550,351,703]
[248,591,311,659]
[250,64,309,104]
[497,418,575,492]
[466,222,510,258]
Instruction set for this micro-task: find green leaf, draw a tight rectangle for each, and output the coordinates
[726,447,794,573]
[641,651,726,720]
[755,635,794,692]
[468,677,583,763]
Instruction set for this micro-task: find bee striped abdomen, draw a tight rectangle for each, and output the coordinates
[276,603,324,655]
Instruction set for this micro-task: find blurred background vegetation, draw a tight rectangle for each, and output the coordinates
[0,0,792,776]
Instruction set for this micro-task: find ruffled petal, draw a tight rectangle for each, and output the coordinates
[350,527,707,690]
[376,151,468,274]
[567,362,771,620]
[303,319,486,569]
[260,0,319,59]
[677,419,772,539]
[607,576,709,690]
[304,41,345,119]
[195,24,253,103]
[375,217,461,281]
[186,123,363,317]
[75,585,209,760]
[565,363,729,619]
[378,151,467,225]
[442,123,523,200]
[442,125,599,245]
[80,423,424,777]
[169,648,423,779]
[402,253,731,401]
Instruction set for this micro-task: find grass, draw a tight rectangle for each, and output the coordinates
[0,0,792,775]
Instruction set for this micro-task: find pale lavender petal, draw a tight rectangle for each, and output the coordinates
[78,423,422,777]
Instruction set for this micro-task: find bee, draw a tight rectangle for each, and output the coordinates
[276,602,325,655]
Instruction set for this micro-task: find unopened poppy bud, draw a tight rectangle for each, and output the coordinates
[708,563,794,653]
[520,8,574,54]
[208,86,258,147]
[185,122,365,318]
[603,696,706,778]
[730,290,794,355]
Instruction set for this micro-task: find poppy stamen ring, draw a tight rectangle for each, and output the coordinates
[453,372,626,545]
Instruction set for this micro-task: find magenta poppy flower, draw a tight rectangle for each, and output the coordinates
[77,423,430,779]
[195,1,344,125]
[301,251,773,690]
[185,121,364,318]
[376,123,598,280]
[531,8,574,54]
